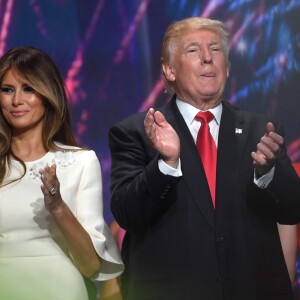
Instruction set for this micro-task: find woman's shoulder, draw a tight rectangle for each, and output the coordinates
[53,142,99,164]
[54,141,81,151]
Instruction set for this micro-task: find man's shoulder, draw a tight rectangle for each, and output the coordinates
[222,100,273,123]
[111,103,170,129]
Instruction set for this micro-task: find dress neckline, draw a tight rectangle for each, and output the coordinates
[11,151,52,165]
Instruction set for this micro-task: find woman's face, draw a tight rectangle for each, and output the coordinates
[0,69,46,136]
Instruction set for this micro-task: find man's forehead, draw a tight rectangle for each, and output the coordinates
[177,30,221,47]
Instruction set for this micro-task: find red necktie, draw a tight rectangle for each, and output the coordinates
[195,111,217,207]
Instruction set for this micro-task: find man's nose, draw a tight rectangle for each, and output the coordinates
[201,49,213,64]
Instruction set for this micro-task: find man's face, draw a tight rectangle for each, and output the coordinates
[163,29,229,108]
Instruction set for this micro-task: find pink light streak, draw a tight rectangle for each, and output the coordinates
[65,0,105,104]
[113,0,151,65]
[288,138,300,162]
[138,77,165,112]
[0,0,14,56]
[201,0,224,18]
[229,12,257,50]
[29,0,50,38]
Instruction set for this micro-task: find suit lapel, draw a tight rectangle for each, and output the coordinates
[215,101,249,230]
[164,100,250,231]
[166,99,215,230]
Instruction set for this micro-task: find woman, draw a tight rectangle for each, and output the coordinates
[278,224,298,286]
[0,46,124,300]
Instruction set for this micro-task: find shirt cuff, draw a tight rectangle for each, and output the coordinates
[158,158,183,177]
[254,166,275,189]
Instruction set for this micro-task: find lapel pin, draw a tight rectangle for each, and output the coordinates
[235,128,242,134]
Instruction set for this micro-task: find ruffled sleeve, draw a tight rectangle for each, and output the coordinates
[73,150,124,280]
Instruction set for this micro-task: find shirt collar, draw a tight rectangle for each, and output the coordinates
[176,98,223,125]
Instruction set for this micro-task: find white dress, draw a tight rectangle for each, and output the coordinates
[0,145,124,300]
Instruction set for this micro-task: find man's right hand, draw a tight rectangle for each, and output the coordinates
[144,108,180,168]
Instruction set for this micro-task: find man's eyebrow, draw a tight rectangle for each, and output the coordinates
[183,40,221,48]
[182,41,200,51]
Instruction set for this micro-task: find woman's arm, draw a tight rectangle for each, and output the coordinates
[41,163,101,278]
[278,223,298,285]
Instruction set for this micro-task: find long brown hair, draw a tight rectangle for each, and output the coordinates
[0,46,78,186]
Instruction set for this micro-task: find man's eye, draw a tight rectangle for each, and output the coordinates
[187,48,198,54]
[0,87,13,93]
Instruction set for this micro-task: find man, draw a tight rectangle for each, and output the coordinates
[109,17,300,300]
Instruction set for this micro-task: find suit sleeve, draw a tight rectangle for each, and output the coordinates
[248,121,300,224]
[109,118,181,233]
[267,145,300,224]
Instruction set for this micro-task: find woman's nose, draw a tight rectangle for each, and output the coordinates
[12,91,24,106]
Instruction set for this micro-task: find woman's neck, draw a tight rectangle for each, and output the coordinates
[11,135,47,161]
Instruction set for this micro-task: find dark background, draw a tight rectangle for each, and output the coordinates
[1,0,300,295]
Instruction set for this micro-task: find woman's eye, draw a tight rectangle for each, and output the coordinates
[0,87,13,93]
[24,86,34,92]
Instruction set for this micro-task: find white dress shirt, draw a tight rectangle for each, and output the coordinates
[158,98,273,188]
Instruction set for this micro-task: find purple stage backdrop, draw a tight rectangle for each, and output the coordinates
[1,0,300,296]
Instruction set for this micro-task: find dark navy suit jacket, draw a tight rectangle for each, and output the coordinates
[109,97,300,300]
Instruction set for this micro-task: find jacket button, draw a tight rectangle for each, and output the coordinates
[216,236,224,243]
[216,277,222,285]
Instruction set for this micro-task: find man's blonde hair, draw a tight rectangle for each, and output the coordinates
[160,17,230,95]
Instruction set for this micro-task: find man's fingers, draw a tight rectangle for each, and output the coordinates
[153,110,166,126]
[266,122,275,135]
[251,151,265,164]
[144,108,155,136]
[144,108,154,125]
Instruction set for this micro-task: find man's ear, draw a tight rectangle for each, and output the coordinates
[162,63,176,82]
